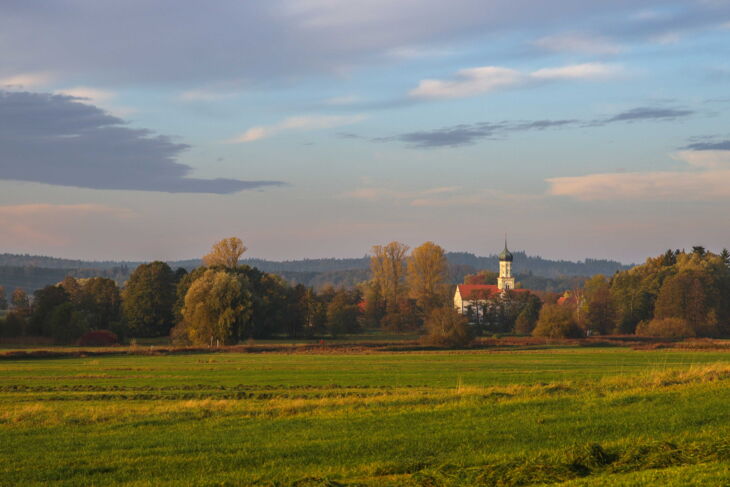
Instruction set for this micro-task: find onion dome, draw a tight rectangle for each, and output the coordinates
[499,240,513,262]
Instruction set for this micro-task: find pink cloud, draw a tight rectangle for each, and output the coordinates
[0,204,135,249]
[547,151,730,201]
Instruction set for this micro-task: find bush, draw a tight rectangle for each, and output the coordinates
[532,304,583,338]
[514,309,537,335]
[636,318,695,339]
[422,306,473,347]
[170,321,192,346]
[77,329,119,346]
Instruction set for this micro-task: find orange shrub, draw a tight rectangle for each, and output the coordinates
[636,318,695,339]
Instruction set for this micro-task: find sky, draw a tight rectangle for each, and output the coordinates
[1,0,729,264]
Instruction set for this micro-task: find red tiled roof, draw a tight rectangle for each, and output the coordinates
[457,284,531,299]
[457,284,500,298]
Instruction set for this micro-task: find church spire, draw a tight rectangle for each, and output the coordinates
[497,235,515,291]
[499,235,513,262]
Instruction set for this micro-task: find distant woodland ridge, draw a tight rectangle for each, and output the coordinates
[0,251,631,293]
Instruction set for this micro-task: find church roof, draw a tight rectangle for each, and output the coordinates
[457,284,529,298]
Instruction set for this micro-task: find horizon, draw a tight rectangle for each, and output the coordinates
[5,244,692,267]
[2,2,730,264]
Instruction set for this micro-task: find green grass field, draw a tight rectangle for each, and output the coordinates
[1,348,729,486]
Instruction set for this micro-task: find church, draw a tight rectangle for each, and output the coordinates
[453,241,529,316]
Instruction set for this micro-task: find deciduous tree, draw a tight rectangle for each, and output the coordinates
[370,242,410,329]
[29,285,69,336]
[581,275,615,335]
[407,241,449,312]
[122,261,177,337]
[423,306,473,347]
[654,270,718,336]
[203,237,247,268]
[326,290,360,337]
[463,270,498,285]
[532,304,583,338]
[11,288,29,313]
[80,277,122,331]
[181,269,252,345]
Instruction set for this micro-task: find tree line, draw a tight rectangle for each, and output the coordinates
[0,239,363,345]
[0,238,478,346]
[529,247,730,338]
[2,241,727,346]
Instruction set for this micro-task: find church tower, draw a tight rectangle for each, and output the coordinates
[497,239,515,291]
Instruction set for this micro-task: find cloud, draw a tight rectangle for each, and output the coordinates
[179,90,236,102]
[683,139,730,151]
[54,86,137,117]
[409,63,623,99]
[410,66,523,99]
[530,63,623,81]
[178,81,248,102]
[0,203,133,219]
[56,86,114,104]
[547,149,730,201]
[385,46,454,59]
[0,204,134,247]
[323,95,361,106]
[342,185,461,203]
[601,106,694,123]
[0,90,283,193]
[229,114,365,142]
[342,185,544,208]
[374,104,693,148]
[532,34,623,55]
[0,1,727,86]
[376,122,507,147]
[674,149,730,169]
[0,72,52,89]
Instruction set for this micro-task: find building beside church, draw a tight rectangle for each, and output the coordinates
[453,241,528,318]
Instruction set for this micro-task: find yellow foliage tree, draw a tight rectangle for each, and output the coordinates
[203,237,247,269]
[370,241,409,312]
[407,241,449,312]
[181,269,252,345]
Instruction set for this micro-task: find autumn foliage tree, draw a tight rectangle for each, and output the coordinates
[532,304,583,338]
[407,241,449,313]
[653,270,718,336]
[581,275,615,335]
[203,237,247,268]
[423,306,473,347]
[370,241,410,329]
[180,269,253,345]
[11,288,30,312]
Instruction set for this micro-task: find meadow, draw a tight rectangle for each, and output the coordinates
[0,347,729,486]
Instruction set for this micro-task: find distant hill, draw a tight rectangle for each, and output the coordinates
[0,252,631,295]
